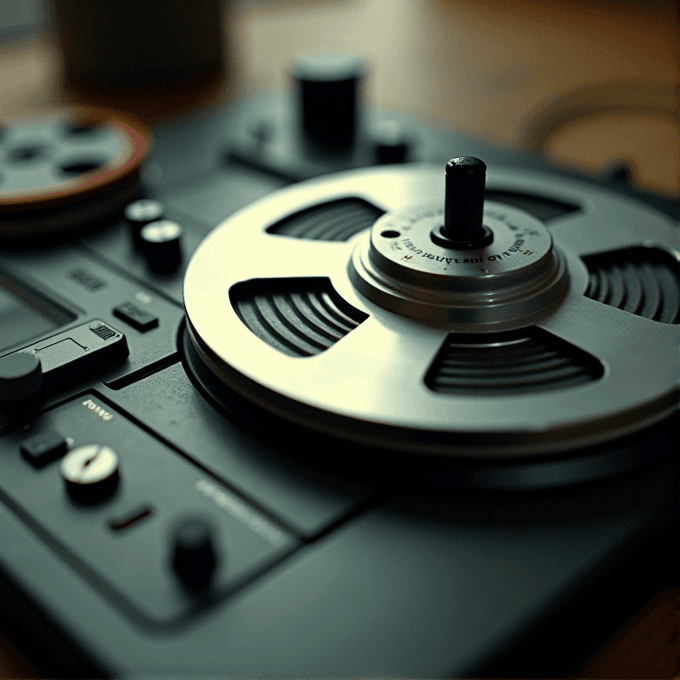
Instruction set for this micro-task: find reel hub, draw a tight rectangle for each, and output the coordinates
[349,158,568,328]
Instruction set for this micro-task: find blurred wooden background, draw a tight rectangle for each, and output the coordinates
[1,0,677,196]
[0,0,678,676]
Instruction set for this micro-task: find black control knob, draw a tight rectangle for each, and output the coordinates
[431,157,494,250]
[603,161,633,186]
[0,352,43,402]
[124,199,165,243]
[372,120,410,165]
[140,219,183,273]
[171,517,218,591]
[292,53,364,150]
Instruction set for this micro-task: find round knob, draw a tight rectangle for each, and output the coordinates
[431,157,494,250]
[0,352,43,402]
[603,161,633,186]
[171,517,218,591]
[292,53,365,150]
[125,199,165,243]
[371,120,410,165]
[60,444,120,502]
[140,219,183,272]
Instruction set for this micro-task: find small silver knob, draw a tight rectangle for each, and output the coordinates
[60,444,120,502]
[125,198,165,243]
[140,219,183,272]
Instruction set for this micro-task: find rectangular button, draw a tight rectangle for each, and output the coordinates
[21,428,68,468]
[113,302,159,332]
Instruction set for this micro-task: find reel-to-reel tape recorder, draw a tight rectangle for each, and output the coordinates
[0,94,678,677]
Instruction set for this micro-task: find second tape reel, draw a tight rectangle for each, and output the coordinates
[184,158,680,488]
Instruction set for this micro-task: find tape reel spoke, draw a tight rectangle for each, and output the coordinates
[249,233,354,279]
[306,314,449,398]
[3,165,55,193]
[549,204,677,259]
[538,295,678,407]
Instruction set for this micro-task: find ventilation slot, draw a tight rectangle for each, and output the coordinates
[485,190,580,222]
[265,198,385,241]
[90,324,116,340]
[230,277,368,357]
[583,247,680,324]
[425,328,603,396]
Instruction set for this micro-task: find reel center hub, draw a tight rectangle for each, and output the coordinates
[349,158,569,329]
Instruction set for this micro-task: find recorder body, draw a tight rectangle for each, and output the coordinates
[0,97,677,677]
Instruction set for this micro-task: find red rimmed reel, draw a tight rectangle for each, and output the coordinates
[0,105,151,237]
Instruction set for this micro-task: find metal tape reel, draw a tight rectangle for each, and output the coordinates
[0,105,151,237]
[184,163,680,466]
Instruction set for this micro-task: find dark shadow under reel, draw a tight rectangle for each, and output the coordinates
[184,157,680,490]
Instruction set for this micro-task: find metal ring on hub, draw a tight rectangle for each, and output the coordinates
[184,164,680,459]
[349,201,569,328]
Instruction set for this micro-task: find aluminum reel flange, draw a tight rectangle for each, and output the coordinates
[184,163,680,460]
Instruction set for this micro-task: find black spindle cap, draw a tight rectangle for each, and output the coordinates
[431,157,493,250]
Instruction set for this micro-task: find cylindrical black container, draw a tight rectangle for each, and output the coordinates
[50,0,225,90]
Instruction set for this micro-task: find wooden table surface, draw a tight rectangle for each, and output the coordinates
[0,0,678,676]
